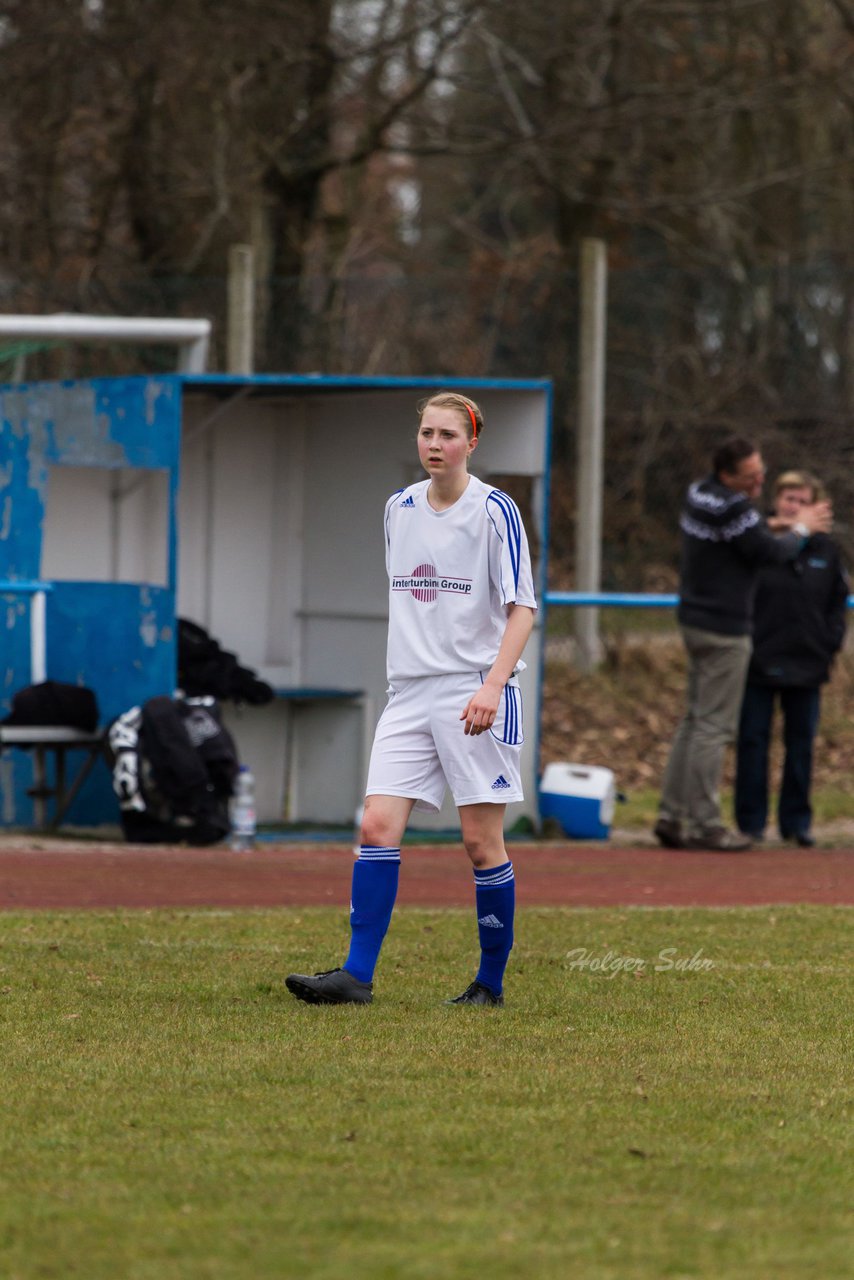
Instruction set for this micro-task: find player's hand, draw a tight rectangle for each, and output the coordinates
[460,684,502,736]
[799,500,833,534]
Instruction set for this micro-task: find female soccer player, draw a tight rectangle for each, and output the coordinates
[286,392,537,1006]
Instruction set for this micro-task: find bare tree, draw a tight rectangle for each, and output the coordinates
[0,0,851,571]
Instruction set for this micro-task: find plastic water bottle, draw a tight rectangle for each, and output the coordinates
[230,765,256,852]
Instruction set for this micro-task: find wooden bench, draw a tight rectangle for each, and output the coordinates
[0,725,105,830]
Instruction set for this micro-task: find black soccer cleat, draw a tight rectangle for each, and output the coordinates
[285,967,373,1005]
[446,979,504,1007]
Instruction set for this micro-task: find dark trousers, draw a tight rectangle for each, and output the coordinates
[735,683,821,838]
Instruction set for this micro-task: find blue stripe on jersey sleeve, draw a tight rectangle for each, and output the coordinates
[486,490,521,590]
[493,489,522,546]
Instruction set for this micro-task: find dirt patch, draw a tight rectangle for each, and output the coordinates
[540,636,854,796]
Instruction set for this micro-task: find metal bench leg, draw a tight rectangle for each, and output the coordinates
[55,747,67,819]
[51,748,102,829]
[32,747,47,829]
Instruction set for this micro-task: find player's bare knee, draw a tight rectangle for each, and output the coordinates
[360,800,398,848]
[463,835,503,869]
[360,815,391,847]
[466,847,490,869]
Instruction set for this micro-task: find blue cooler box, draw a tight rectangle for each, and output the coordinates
[539,762,616,839]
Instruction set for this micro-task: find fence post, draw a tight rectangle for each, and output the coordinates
[30,589,47,684]
[227,244,255,375]
[574,237,608,672]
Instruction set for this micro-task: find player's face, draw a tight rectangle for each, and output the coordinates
[417,407,475,478]
[775,485,812,521]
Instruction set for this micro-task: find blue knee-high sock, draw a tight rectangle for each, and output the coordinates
[474,861,515,995]
[343,846,401,983]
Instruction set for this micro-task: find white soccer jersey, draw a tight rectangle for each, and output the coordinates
[383,475,537,681]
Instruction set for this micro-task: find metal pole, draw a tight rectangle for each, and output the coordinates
[0,315,211,373]
[227,245,255,375]
[30,590,47,683]
[574,237,608,672]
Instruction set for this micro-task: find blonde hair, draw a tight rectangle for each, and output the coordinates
[775,470,824,502]
[417,392,483,440]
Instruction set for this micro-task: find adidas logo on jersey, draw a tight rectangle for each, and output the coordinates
[477,913,504,929]
[491,775,511,791]
[399,495,415,507]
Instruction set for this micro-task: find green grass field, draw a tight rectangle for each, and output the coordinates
[1,906,851,1280]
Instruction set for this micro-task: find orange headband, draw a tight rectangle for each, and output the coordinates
[465,404,478,439]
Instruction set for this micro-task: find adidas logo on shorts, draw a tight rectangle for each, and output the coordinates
[477,913,504,928]
[491,775,511,791]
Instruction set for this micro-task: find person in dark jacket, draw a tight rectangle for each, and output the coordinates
[735,472,848,846]
[654,439,832,852]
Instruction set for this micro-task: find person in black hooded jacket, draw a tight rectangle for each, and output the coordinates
[735,471,848,846]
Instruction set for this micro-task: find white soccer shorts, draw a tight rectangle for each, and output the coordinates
[365,671,524,812]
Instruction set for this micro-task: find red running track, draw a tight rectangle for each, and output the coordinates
[0,841,852,910]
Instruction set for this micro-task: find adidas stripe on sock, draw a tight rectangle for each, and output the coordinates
[473,860,515,995]
[343,846,401,983]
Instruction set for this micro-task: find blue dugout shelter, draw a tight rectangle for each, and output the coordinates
[1,373,552,831]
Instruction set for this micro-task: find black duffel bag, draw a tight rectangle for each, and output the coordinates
[2,681,99,733]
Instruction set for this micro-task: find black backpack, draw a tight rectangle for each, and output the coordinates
[106,695,239,845]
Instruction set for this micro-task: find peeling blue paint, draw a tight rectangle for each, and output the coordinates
[140,610,159,648]
[0,376,180,826]
[0,592,34,703]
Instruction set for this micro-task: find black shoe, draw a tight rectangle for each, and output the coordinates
[795,832,816,848]
[285,968,373,1005]
[446,980,504,1007]
[653,817,684,849]
[685,826,752,852]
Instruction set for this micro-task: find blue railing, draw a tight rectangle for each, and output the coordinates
[546,591,854,608]
[546,592,678,608]
[0,580,54,594]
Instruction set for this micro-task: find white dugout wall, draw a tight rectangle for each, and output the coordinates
[177,377,551,829]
